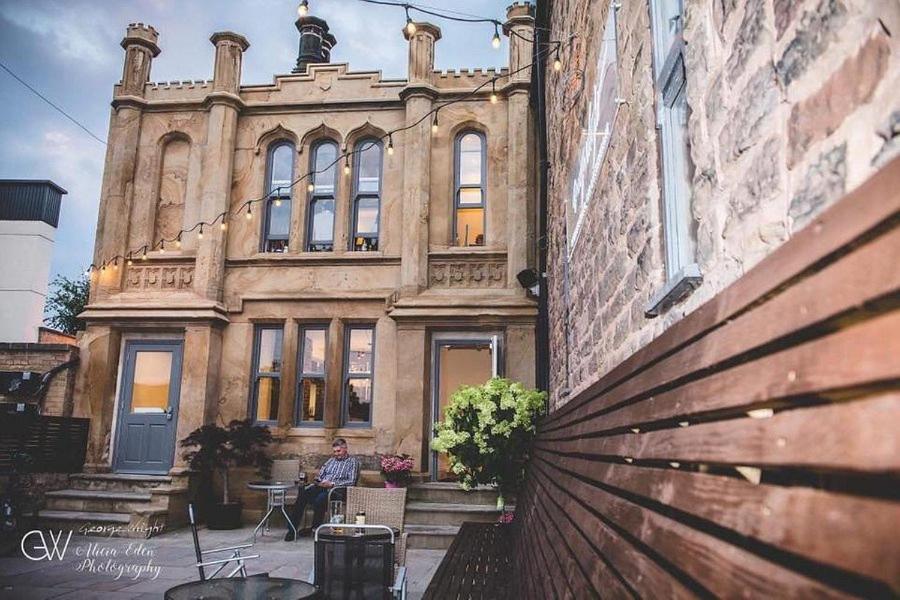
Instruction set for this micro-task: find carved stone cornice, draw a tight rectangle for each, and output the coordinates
[124,263,194,291]
[429,257,507,289]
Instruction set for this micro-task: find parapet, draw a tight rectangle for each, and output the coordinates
[122,22,160,57]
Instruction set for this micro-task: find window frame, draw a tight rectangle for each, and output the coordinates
[249,324,284,424]
[453,130,487,247]
[262,141,294,253]
[306,139,338,252]
[350,138,383,252]
[294,323,328,427]
[645,0,702,316]
[341,324,376,427]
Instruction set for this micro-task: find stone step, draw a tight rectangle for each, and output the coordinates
[407,482,500,505]
[44,489,155,514]
[405,502,501,527]
[405,524,459,550]
[68,473,174,492]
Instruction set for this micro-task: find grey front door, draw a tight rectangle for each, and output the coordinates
[113,340,183,474]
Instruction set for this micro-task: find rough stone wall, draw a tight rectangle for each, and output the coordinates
[546,0,900,407]
[0,343,78,416]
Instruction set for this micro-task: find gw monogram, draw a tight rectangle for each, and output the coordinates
[20,530,72,561]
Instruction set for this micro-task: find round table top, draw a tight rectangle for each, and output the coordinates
[246,480,300,490]
[315,525,399,541]
[164,576,317,600]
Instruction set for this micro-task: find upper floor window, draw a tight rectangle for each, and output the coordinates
[263,142,293,253]
[296,325,327,424]
[307,141,337,252]
[351,139,382,252]
[454,132,486,246]
[646,0,701,315]
[342,326,375,425]
[251,325,283,423]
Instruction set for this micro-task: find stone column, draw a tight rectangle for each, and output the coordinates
[278,322,299,428]
[91,24,159,300]
[73,326,122,471]
[324,318,345,430]
[393,326,428,468]
[175,324,223,471]
[399,23,441,296]
[193,32,249,301]
[505,4,535,290]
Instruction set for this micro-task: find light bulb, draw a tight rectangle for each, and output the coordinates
[406,19,416,35]
[432,120,438,134]
[246,207,253,220]
[344,161,351,175]
[112,260,118,271]
[142,248,148,260]
[127,258,133,266]
[553,51,562,71]
[159,241,165,253]
[492,24,501,49]
[198,225,204,240]
[274,198,282,207]
[175,235,182,248]
[220,220,227,231]
[297,0,309,17]
[387,136,394,156]
[490,92,498,104]
[307,182,315,192]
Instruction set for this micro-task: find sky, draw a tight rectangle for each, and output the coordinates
[0,0,512,282]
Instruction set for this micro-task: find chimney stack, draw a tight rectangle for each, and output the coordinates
[293,16,337,73]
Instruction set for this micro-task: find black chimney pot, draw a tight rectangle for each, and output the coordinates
[293,15,336,73]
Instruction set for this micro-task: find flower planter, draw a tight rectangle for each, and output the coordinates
[384,481,401,489]
[206,501,243,530]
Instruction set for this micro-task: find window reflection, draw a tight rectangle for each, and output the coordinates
[455,132,485,246]
[131,351,172,413]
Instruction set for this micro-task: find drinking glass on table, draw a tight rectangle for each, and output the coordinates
[329,500,344,525]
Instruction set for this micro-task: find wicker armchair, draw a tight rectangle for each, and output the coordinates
[345,487,408,598]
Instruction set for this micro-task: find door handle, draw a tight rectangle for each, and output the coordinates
[165,406,174,421]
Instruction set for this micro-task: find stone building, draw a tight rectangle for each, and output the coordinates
[73,4,537,489]
[541,0,899,406]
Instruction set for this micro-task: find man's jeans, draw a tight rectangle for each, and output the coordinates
[288,484,347,530]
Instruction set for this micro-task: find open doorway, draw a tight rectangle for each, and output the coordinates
[430,334,501,481]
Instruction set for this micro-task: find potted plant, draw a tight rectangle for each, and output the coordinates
[379,453,414,488]
[181,419,272,529]
[431,378,546,510]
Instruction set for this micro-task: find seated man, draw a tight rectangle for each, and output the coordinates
[285,437,359,541]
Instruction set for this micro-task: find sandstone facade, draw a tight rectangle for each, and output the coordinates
[545,0,899,406]
[75,6,537,477]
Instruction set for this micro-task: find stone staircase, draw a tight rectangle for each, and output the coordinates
[405,482,505,550]
[37,473,189,538]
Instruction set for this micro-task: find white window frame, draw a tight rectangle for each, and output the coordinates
[645,0,702,317]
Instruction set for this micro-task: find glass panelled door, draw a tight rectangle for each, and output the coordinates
[114,340,183,474]
[431,335,500,481]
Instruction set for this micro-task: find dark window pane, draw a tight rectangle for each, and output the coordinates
[456,207,485,246]
[357,141,381,193]
[257,329,283,373]
[354,197,379,236]
[299,377,325,422]
[270,144,294,190]
[313,142,337,194]
[346,378,372,422]
[309,198,334,245]
[255,376,280,421]
[301,329,326,374]
[267,198,291,239]
[348,329,373,373]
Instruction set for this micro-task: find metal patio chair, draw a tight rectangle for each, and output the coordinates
[188,504,261,580]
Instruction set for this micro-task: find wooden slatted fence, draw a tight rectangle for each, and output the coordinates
[512,158,900,598]
[0,414,90,474]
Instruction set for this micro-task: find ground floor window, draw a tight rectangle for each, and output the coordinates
[251,325,283,423]
[343,326,375,425]
[296,325,327,424]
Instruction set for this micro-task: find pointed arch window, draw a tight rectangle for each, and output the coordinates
[454,131,486,246]
[351,138,382,252]
[263,142,293,252]
[307,140,338,252]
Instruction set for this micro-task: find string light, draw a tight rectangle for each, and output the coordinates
[142,246,148,260]
[101,264,106,272]
[127,254,133,266]
[245,203,253,220]
[83,15,575,272]
[297,0,309,17]
[112,258,118,270]
[307,181,315,192]
[220,216,227,231]
[405,7,416,35]
[159,240,165,253]
[492,23,501,49]
[553,48,562,71]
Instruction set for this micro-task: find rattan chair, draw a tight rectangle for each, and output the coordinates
[270,458,302,503]
[345,487,408,599]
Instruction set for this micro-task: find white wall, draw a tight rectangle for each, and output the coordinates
[0,220,56,342]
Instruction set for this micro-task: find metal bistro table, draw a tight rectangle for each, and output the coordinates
[314,524,399,600]
[247,478,303,540]
[165,576,318,600]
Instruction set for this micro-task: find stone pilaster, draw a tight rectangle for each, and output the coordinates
[175,325,223,470]
[393,326,427,466]
[193,32,249,301]
[73,326,122,470]
[90,24,160,300]
[400,23,441,295]
[505,4,535,289]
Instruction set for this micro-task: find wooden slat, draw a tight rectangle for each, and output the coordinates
[545,225,900,434]
[539,393,900,472]
[542,310,900,440]
[517,473,570,599]
[531,460,852,599]
[534,449,900,592]
[545,156,900,427]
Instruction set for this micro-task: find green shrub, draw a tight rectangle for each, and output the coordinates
[431,378,546,504]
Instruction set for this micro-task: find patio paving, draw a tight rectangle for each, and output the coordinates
[0,525,446,599]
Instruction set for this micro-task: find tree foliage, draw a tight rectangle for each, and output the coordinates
[44,274,90,334]
[431,378,546,499]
